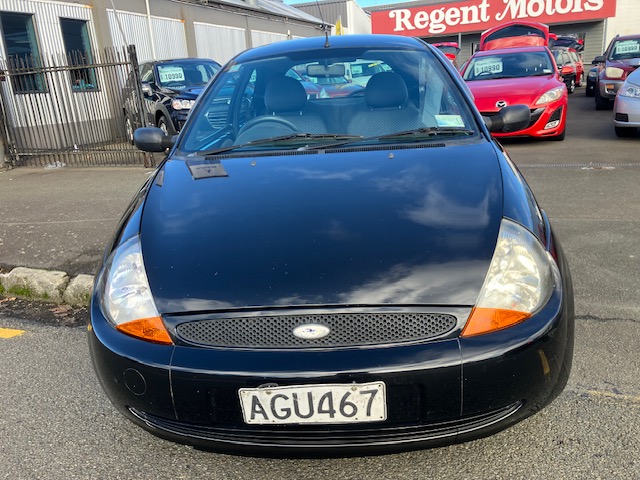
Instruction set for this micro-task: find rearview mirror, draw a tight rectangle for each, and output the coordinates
[307,64,346,77]
[134,127,176,152]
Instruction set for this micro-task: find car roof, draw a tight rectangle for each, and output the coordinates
[154,58,220,65]
[612,34,640,42]
[233,35,429,62]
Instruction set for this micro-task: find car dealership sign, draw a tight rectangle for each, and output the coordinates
[371,0,617,36]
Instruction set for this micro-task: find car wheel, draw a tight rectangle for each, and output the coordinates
[124,114,134,145]
[615,126,637,138]
[567,77,576,94]
[595,89,610,110]
[586,83,595,97]
[157,116,170,135]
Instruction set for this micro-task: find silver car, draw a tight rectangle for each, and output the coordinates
[613,64,640,137]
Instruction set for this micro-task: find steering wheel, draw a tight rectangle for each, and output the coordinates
[237,116,301,136]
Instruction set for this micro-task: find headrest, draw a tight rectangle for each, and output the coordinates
[264,76,307,113]
[365,72,408,109]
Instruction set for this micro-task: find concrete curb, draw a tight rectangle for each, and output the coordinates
[0,267,94,307]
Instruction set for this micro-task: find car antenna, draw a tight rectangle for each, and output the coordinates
[315,0,331,48]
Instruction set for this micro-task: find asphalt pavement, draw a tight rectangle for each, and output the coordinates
[0,165,154,304]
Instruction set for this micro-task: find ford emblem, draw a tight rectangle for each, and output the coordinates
[293,324,331,340]
[496,100,508,108]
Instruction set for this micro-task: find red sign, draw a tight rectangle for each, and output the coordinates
[372,0,617,36]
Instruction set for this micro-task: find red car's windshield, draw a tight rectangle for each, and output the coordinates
[463,51,554,81]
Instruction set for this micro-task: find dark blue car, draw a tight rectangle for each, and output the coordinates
[91,34,574,456]
[123,58,221,142]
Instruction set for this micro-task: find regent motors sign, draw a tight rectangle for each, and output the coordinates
[371,0,617,36]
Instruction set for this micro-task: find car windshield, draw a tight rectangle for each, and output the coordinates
[156,61,220,89]
[463,51,554,81]
[609,39,640,60]
[178,45,478,154]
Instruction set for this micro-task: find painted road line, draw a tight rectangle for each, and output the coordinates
[0,327,25,339]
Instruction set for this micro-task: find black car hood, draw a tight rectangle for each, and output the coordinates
[141,143,504,313]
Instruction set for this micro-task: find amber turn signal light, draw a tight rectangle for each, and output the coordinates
[116,316,173,345]
[461,307,531,338]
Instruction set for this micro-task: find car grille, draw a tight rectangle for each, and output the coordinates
[481,108,545,129]
[616,113,629,122]
[174,312,458,349]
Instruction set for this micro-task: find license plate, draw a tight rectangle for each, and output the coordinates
[239,382,387,425]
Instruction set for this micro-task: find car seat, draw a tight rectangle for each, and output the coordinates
[263,76,327,133]
[346,72,423,137]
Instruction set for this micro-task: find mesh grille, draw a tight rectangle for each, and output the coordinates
[175,313,457,349]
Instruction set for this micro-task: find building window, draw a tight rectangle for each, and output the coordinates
[60,18,97,91]
[0,12,47,93]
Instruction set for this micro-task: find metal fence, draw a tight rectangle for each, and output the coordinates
[0,45,153,167]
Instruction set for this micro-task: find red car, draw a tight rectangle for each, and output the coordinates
[480,20,549,51]
[462,22,568,140]
[432,42,461,68]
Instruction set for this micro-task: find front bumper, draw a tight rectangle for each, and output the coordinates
[599,78,624,99]
[88,263,573,456]
[613,94,640,127]
[482,100,567,139]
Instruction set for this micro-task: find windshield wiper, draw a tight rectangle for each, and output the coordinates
[303,127,475,151]
[195,133,362,156]
[377,126,476,140]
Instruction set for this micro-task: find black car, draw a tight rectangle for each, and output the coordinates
[586,66,598,96]
[123,58,221,141]
[90,34,574,456]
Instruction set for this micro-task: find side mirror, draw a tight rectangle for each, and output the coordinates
[484,104,530,133]
[133,127,176,152]
[629,58,640,68]
[141,82,153,96]
[593,56,605,64]
[561,65,574,75]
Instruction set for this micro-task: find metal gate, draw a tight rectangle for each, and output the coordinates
[0,45,153,167]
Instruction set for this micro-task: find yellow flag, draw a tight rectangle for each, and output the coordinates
[335,16,343,36]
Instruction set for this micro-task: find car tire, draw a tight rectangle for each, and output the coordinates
[595,89,610,110]
[157,116,170,135]
[124,114,134,145]
[567,77,576,94]
[586,83,595,97]
[615,126,637,138]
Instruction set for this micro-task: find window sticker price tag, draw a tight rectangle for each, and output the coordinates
[474,58,503,77]
[158,66,185,83]
[615,41,640,55]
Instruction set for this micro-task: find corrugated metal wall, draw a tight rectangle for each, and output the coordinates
[251,30,288,48]
[194,23,247,64]
[550,21,605,64]
[0,2,119,133]
[0,0,95,62]
[107,9,188,62]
